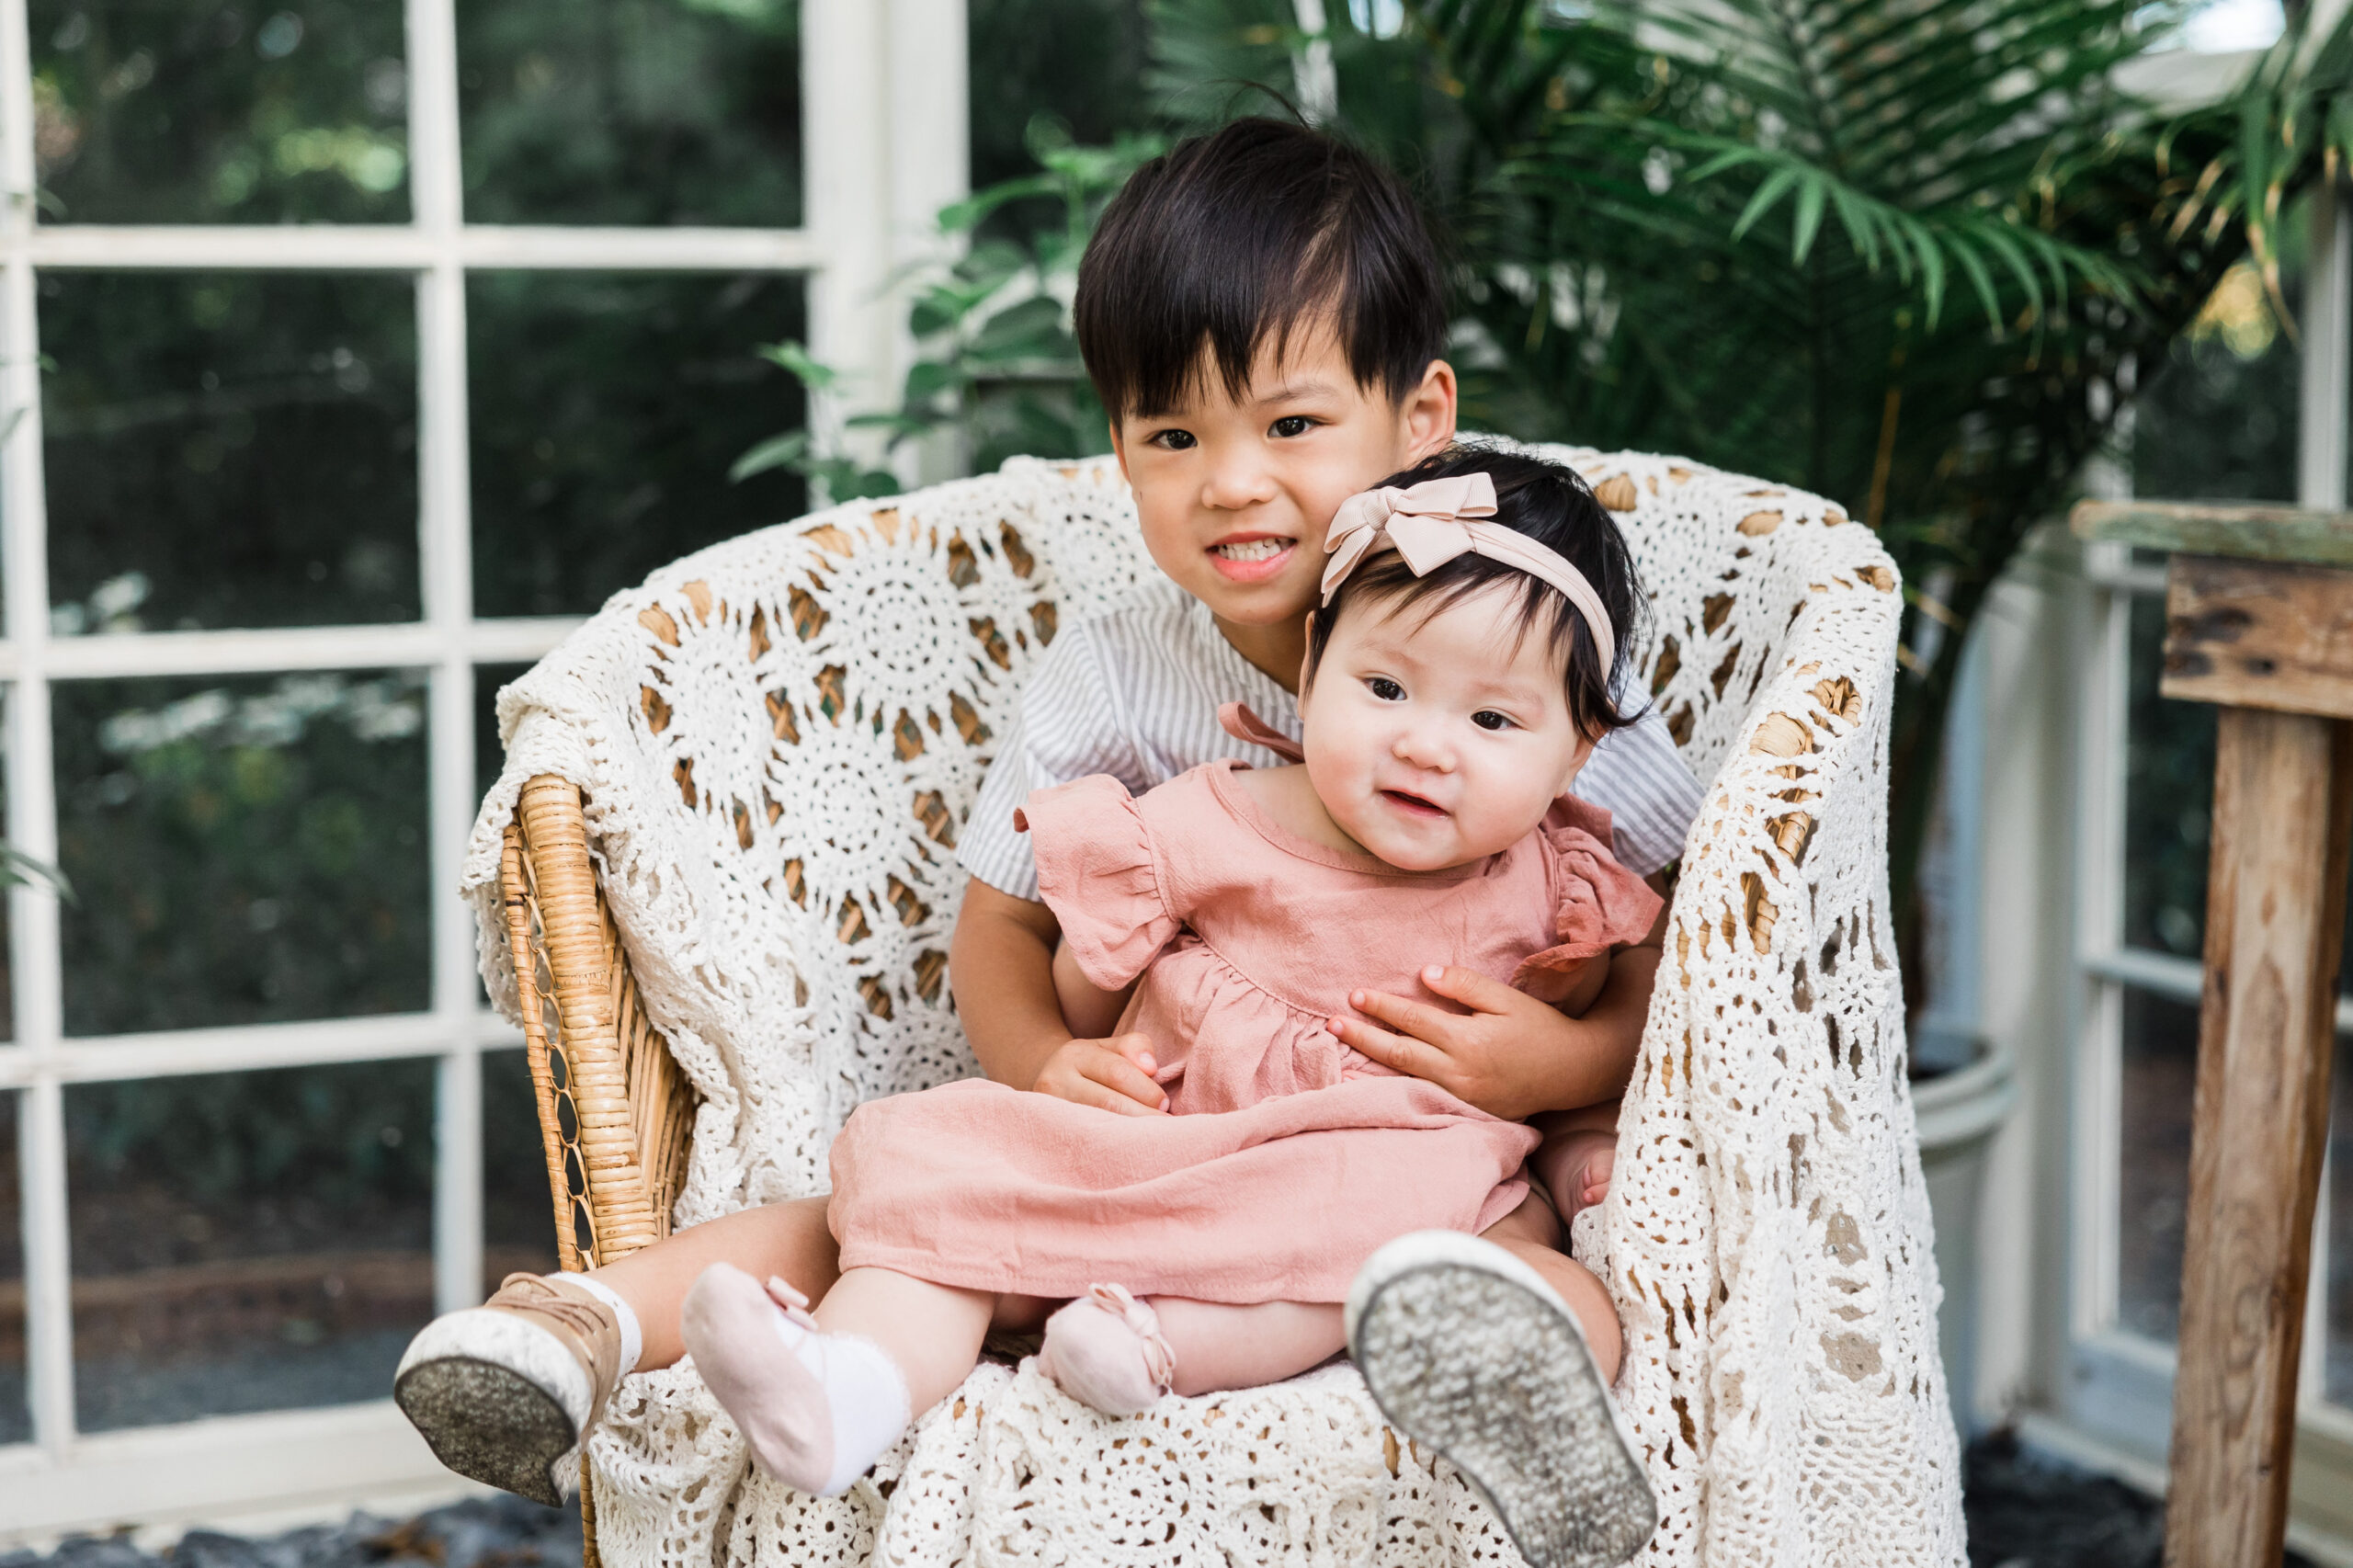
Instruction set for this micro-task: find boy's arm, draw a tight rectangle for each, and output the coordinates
[950,881,1165,1115]
[1328,875,1670,1121]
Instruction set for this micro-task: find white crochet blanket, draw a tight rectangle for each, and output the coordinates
[461,450,1963,1567]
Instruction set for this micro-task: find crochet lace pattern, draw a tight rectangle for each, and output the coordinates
[460,449,1964,1567]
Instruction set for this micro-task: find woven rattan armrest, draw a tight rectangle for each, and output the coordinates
[498,773,699,1270]
[499,775,699,1558]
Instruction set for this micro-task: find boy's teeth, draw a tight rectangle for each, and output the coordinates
[1212,539,1291,562]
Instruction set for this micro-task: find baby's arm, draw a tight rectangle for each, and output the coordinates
[950,881,1165,1114]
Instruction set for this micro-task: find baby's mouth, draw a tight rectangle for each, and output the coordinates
[1380,789,1447,819]
[1210,538,1295,563]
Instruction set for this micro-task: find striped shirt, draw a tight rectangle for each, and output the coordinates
[959,583,1704,900]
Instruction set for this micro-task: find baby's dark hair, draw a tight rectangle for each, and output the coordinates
[1306,448,1650,741]
[1074,118,1448,420]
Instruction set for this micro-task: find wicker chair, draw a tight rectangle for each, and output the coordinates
[467,450,1961,1568]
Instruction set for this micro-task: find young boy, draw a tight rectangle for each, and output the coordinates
[395,118,1698,1562]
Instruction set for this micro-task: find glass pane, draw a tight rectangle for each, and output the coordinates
[476,662,532,804]
[458,0,801,226]
[2329,1035,2353,1406]
[2118,986,2200,1343]
[54,671,429,1036]
[29,0,409,224]
[0,1092,26,1445]
[970,0,1152,199]
[2132,260,2299,504]
[67,1061,434,1430]
[469,272,807,618]
[483,1049,561,1295]
[2123,595,2216,961]
[40,272,420,634]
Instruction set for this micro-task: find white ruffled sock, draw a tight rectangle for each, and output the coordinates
[680,1263,911,1496]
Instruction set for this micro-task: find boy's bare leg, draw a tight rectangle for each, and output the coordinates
[591,1194,840,1369]
[1478,1193,1621,1381]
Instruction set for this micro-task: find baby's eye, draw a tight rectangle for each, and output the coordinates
[1148,428,1198,450]
[1367,676,1405,701]
[1269,415,1314,438]
[1472,710,1515,732]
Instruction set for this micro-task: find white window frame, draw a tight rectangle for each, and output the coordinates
[0,0,965,1536]
[2043,180,2353,1556]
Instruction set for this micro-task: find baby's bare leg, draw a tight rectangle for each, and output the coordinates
[1147,1299,1346,1396]
[815,1267,995,1415]
[589,1194,840,1369]
[1478,1193,1621,1381]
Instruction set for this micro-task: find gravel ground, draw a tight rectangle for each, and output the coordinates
[0,1498,580,1568]
[0,1434,2324,1568]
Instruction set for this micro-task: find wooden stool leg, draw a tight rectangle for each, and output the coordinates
[2164,708,2353,1567]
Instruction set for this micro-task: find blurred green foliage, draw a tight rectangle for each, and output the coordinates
[67,1062,436,1237]
[734,120,1160,498]
[40,271,421,633]
[53,673,431,1038]
[457,0,802,226]
[29,0,411,223]
[469,271,810,617]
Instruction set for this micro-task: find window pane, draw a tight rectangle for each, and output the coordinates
[2329,1036,2353,1407]
[29,0,408,224]
[476,662,531,804]
[67,1061,434,1431]
[2118,986,2199,1343]
[2131,260,2298,505]
[0,1092,25,1445]
[40,272,420,634]
[2123,595,2216,960]
[469,272,806,618]
[54,672,429,1036]
[483,1049,561,1295]
[458,0,801,226]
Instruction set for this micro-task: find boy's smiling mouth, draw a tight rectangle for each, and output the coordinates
[1207,533,1298,581]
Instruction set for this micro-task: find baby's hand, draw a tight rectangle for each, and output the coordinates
[1030,1033,1167,1116]
[1332,966,1578,1121]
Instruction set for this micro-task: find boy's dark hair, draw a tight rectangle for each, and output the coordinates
[1074,118,1448,419]
[1305,446,1650,741]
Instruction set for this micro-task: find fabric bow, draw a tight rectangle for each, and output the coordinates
[1319,471,1617,674]
[1320,474,1500,598]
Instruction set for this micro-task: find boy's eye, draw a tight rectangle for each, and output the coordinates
[1148,428,1198,450]
[1367,676,1405,701]
[1472,710,1514,732]
[1269,415,1314,438]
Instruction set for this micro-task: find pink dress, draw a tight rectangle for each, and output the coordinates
[828,710,1665,1304]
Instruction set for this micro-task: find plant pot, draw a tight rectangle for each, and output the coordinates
[1912,1027,2018,1436]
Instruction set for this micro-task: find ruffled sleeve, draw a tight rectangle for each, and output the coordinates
[1512,796,1665,1001]
[1017,774,1181,991]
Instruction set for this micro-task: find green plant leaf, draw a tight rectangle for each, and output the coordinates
[729,430,810,483]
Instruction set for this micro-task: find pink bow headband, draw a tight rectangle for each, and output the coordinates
[1319,472,1617,675]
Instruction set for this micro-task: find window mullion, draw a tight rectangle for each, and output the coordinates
[2,243,72,1452]
[409,0,483,1317]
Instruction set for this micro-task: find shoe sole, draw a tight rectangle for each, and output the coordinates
[1349,1236,1656,1568]
[394,1356,578,1509]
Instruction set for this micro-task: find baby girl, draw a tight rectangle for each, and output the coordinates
[675,448,1661,1556]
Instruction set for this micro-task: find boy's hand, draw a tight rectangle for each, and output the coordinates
[1030,1033,1167,1116]
[1333,965,1596,1122]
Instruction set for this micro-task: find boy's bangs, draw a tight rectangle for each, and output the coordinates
[1075,119,1448,421]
